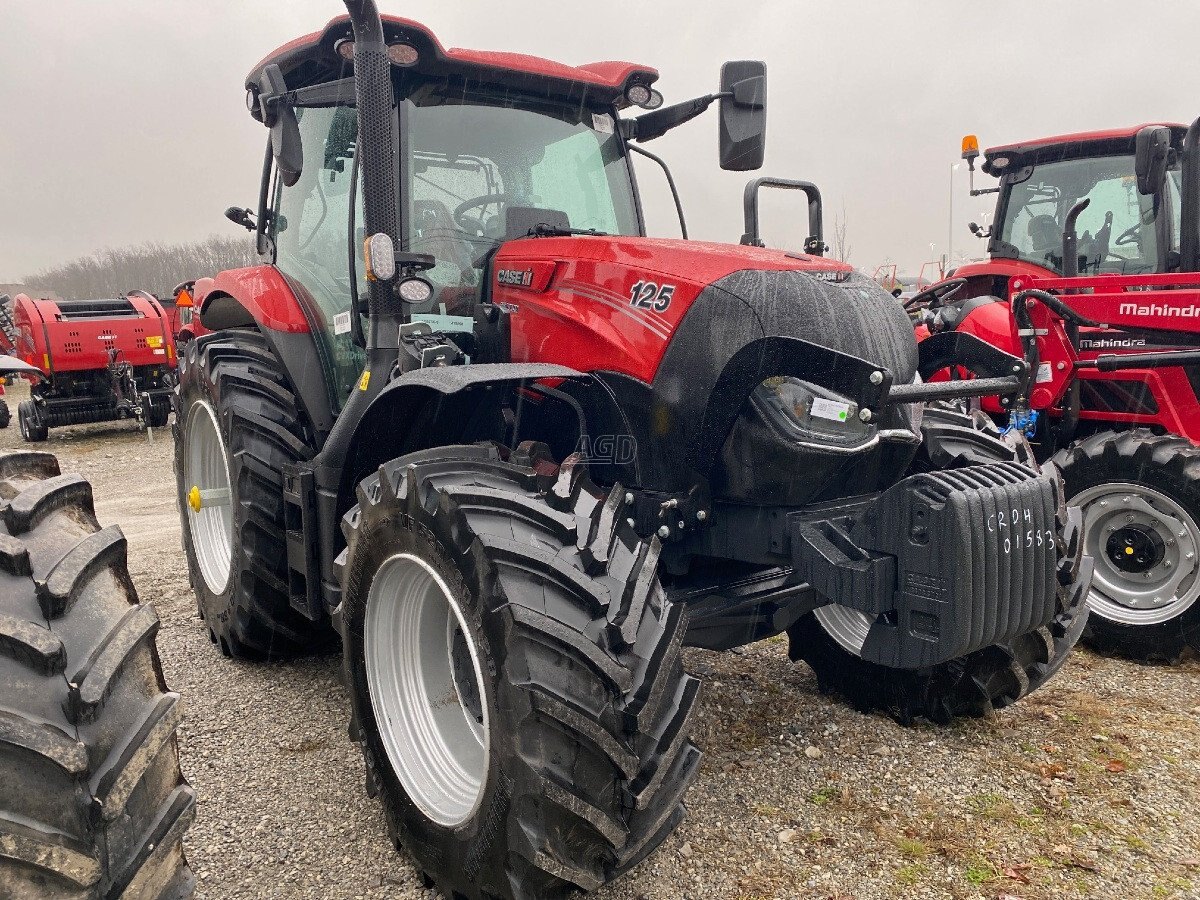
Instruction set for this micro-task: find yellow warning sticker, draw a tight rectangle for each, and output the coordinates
[147,335,163,348]
[359,371,371,391]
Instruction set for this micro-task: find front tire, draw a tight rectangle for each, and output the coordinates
[337,444,701,899]
[1054,429,1200,663]
[789,403,1092,724]
[173,331,331,659]
[0,451,194,898]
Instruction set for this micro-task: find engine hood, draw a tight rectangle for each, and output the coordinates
[496,234,853,286]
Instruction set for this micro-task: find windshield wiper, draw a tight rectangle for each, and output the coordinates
[529,224,608,238]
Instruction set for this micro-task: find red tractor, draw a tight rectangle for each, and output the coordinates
[4,290,177,441]
[172,5,1090,896]
[0,296,16,428]
[167,280,211,348]
[913,121,1200,662]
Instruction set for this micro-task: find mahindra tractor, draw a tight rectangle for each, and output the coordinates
[913,121,1200,663]
[172,4,1089,897]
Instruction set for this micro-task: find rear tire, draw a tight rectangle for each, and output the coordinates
[790,404,1092,724]
[337,444,701,899]
[173,331,331,659]
[0,450,194,899]
[0,399,9,429]
[18,400,47,443]
[1053,429,1200,663]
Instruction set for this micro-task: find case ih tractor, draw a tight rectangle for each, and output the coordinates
[913,121,1200,662]
[173,4,1090,896]
[3,290,177,442]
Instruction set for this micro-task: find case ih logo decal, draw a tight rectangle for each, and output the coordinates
[496,269,534,288]
[807,270,850,283]
[1119,302,1200,318]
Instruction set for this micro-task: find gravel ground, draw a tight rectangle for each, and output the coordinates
[4,381,1200,900]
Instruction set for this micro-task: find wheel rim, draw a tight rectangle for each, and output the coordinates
[1074,482,1200,626]
[364,552,490,828]
[813,604,873,655]
[183,401,234,595]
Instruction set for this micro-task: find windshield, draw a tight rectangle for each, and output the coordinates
[399,83,641,315]
[272,82,642,412]
[996,153,1181,275]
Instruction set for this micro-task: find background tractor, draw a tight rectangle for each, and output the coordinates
[172,4,1090,897]
[2,290,177,441]
[913,120,1200,662]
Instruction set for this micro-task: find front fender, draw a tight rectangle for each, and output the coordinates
[196,265,311,333]
[336,363,601,522]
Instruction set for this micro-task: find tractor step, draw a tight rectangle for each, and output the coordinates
[282,464,323,622]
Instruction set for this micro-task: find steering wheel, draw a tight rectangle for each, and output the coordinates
[1115,223,1141,246]
[453,193,510,230]
[903,277,966,314]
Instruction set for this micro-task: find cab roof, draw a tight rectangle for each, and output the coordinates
[246,14,658,114]
[982,123,1187,175]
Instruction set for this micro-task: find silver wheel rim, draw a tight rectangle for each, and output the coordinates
[813,605,873,655]
[1074,482,1200,626]
[184,401,234,595]
[364,552,490,828]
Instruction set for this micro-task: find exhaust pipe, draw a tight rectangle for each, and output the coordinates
[343,0,403,347]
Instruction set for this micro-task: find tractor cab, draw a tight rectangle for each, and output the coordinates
[945,125,1188,302]
[224,14,775,414]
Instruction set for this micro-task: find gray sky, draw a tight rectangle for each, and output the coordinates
[4,0,1199,281]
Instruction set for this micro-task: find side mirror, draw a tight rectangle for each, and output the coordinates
[719,61,766,171]
[1135,125,1171,196]
[259,64,303,188]
[224,207,256,231]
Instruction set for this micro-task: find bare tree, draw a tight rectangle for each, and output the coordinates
[22,235,256,301]
[832,198,852,265]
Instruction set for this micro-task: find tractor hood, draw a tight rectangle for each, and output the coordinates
[492,234,917,387]
[496,234,853,288]
[492,234,920,495]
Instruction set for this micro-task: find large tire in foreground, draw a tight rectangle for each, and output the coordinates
[173,331,330,659]
[0,450,194,898]
[789,404,1092,724]
[336,444,701,899]
[1053,429,1200,663]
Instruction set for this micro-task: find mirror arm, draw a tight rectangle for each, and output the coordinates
[628,94,718,143]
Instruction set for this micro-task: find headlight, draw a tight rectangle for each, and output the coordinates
[752,377,874,448]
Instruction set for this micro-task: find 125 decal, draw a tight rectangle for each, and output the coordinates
[629,280,675,312]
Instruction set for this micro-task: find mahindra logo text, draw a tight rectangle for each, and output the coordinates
[1119,302,1200,318]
